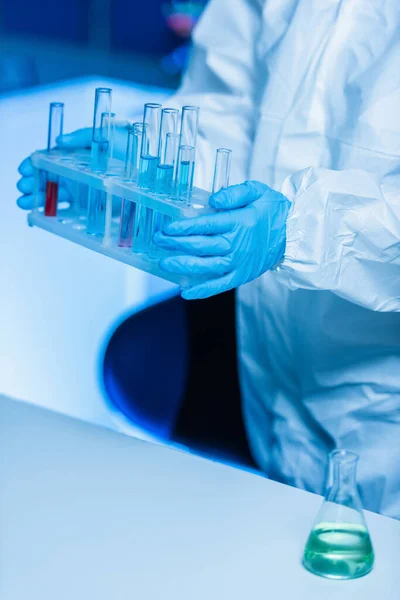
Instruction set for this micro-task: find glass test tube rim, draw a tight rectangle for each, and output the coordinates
[212,147,232,193]
[162,107,180,115]
[158,108,180,161]
[330,449,359,464]
[141,103,162,155]
[216,147,232,155]
[179,144,195,156]
[92,88,112,140]
[144,102,162,110]
[47,102,64,151]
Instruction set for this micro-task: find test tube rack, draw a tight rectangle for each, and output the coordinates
[28,148,216,286]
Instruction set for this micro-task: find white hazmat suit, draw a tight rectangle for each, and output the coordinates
[171,0,400,518]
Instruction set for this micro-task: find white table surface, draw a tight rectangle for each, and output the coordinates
[0,77,176,433]
[1,394,399,599]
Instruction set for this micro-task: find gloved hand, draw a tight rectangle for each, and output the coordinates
[16,123,130,209]
[154,180,291,299]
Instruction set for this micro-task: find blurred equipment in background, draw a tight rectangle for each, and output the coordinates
[0,0,209,90]
[162,1,208,75]
[163,1,206,37]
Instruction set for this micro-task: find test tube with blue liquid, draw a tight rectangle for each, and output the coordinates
[118,122,143,247]
[150,109,180,257]
[176,106,199,204]
[133,103,162,253]
[44,102,64,217]
[155,108,180,196]
[87,87,112,236]
[154,132,179,196]
[176,145,195,205]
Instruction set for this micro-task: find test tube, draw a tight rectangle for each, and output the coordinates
[180,105,199,149]
[152,109,180,256]
[155,127,180,197]
[176,106,199,202]
[90,88,112,172]
[155,108,179,196]
[87,88,112,236]
[102,113,117,246]
[118,123,143,248]
[176,145,195,206]
[44,102,64,217]
[102,112,116,160]
[138,103,162,190]
[134,103,162,253]
[149,132,179,257]
[212,148,232,194]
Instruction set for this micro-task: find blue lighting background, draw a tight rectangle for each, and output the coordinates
[0,0,208,92]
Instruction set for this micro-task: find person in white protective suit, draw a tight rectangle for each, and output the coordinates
[17,0,400,518]
[156,0,400,520]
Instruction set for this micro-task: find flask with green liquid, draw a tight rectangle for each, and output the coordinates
[303,449,374,580]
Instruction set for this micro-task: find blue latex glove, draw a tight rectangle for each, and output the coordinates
[16,125,129,209]
[154,180,291,299]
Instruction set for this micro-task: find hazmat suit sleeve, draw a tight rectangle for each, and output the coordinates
[167,0,265,188]
[276,167,400,312]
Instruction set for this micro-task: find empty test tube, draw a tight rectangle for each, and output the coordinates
[44,102,64,217]
[87,88,112,236]
[212,148,232,194]
[118,123,143,247]
[134,103,162,253]
[180,105,199,149]
[176,106,199,202]
[90,88,112,172]
[176,145,195,205]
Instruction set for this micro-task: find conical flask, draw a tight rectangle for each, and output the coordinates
[303,450,374,580]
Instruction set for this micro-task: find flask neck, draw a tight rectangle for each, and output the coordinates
[326,451,360,507]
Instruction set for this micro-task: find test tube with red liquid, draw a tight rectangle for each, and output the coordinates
[44,102,64,217]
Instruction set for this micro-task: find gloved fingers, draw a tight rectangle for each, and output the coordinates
[210,180,269,210]
[159,255,233,277]
[56,128,92,149]
[17,185,71,210]
[18,157,34,176]
[17,193,41,210]
[17,176,35,194]
[181,272,237,300]
[163,211,235,237]
[154,231,232,256]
